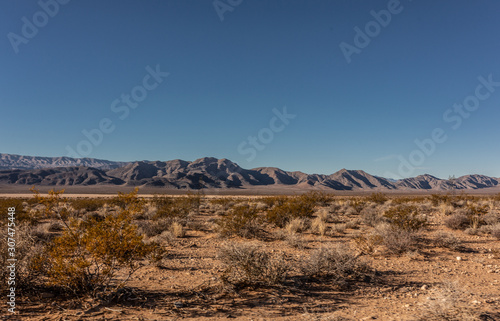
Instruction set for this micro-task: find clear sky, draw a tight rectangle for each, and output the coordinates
[1,0,500,179]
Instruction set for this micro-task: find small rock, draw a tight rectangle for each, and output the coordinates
[174,301,184,308]
[421,285,428,290]
[456,256,462,261]
[471,300,481,305]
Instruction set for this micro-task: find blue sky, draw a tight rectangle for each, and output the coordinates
[1,0,500,178]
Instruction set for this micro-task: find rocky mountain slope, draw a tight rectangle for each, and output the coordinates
[0,153,128,170]
[0,154,498,191]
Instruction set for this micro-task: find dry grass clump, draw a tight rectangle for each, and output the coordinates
[218,242,287,288]
[310,209,328,236]
[286,217,308,234]
[433,232,464,251]
[372,223,419,255]
[169,221,185,238]
[415,281,481,321]
[216,204,262,238]
[300,244,370,288]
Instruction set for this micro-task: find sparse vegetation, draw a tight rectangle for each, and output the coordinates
[5,190,500,319]
[218,242,287,288]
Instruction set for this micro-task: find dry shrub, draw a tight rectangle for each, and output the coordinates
[261,195,289,208]
[466,204,488,229]
[209,197,237,211]
[30,223,54,242]
[483,211,500,225]
[445,205,488,230]
[383,205,427,231]
[433,232,464,251]
[360,207,384,227]
[331,223,346,234]
[345,199,366,215]
[300,191,334,206]
[366,192,387,204]
[169,221,185,238]
[216,204,261,238]
[439,203,455,216]
[136,218,172,237]
[392,196,426,205]
[284,232,306,249]
[70,198,108,212]
[416,281,481,321]
[445,211,470,230]
[373,223,419,255]
[218,242,287,287]
[286,217,307,234]
[430,194,451,206]
[310,217,328,236]
[0,224,45,290]
[300,244,370,288]
[491,224,500,239]
[352,233,383,255]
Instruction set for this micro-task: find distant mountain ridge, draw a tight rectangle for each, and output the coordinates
[0,153,128,170]
[0,153,498,191]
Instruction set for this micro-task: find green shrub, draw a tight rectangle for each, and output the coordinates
[36,210,163,295]
[110,187,145,214]
[216,204,261,238]
[31,189,165,296]
[383,205,427,231]
[0,198,32,225]
[266,196,315,228]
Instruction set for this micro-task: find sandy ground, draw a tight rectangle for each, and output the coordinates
[2,193,500,320]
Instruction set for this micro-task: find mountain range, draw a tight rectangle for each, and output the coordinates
[0,153,498,191]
